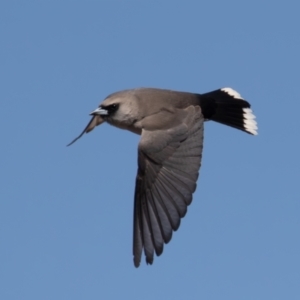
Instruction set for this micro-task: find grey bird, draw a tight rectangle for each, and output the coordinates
[68,87,258,267]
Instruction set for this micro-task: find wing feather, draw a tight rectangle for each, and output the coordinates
[133,106,204,267]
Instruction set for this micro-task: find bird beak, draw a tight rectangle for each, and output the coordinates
[90,107,108,116]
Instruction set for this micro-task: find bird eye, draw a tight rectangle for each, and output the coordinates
[107,103,119,114]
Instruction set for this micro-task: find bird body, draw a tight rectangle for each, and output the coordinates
[96,88,201,134]
[68,87,258,267]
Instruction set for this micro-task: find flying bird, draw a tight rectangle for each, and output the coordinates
[68,87,258,267]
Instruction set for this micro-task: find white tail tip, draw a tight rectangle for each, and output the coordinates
[221,87,244,100]
[243,108,258,135]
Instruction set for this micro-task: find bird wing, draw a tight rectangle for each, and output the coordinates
[133,105,204,267]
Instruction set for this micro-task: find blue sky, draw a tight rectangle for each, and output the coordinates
[1,1,299,299]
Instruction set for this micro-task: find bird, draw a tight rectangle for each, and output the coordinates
[67,87,258,267]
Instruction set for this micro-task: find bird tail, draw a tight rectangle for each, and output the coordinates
[199,87,258,135]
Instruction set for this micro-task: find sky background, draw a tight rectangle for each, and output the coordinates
[1,1,299,299]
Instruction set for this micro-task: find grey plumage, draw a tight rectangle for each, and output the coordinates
[68,87,258,267]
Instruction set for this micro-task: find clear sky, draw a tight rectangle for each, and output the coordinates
[1,1,299,299]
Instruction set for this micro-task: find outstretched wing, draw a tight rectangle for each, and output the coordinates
[133,106,204,267]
